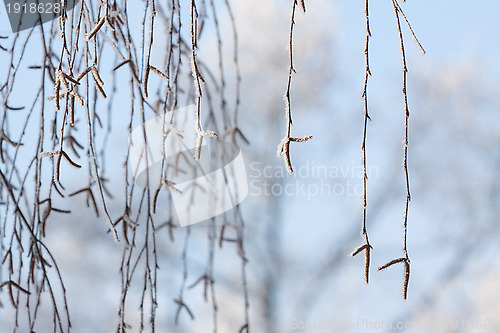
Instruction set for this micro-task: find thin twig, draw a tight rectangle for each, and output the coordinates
[277,0,312,174]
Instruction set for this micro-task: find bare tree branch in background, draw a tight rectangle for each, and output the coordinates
[0,0,247,332]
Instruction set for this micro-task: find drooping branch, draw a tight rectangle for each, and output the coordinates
[377,0,425,300]
[351,0,373,284]
[277,0,312,175]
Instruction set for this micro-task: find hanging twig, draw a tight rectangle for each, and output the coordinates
[377,0,424,300]
[277,0,312,174]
